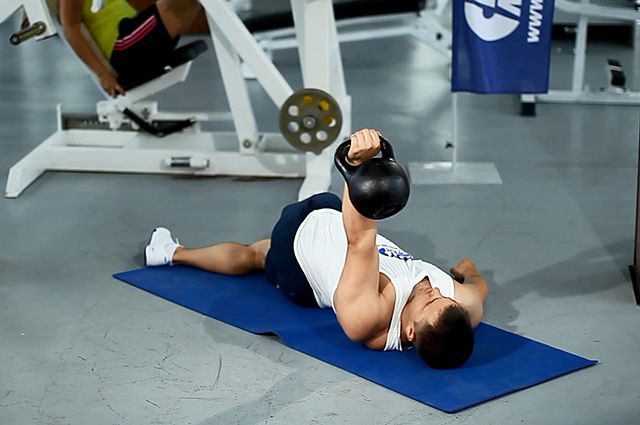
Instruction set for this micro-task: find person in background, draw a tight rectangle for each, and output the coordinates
[60,0,202,96]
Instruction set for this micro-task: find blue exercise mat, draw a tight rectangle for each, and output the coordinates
[113,266,597,413]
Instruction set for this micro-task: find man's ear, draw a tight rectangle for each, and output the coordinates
[405,323,416,342]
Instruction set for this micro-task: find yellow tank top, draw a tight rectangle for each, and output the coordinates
[82,0,138,59]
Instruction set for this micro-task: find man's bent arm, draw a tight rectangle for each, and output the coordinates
[451,258,489,327]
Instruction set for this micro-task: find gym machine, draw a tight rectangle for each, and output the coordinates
[1,0,351,200]
[521,0,640,115]
[242,0,451,63]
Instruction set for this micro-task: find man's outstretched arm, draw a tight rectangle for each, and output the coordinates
[333,129,388,345]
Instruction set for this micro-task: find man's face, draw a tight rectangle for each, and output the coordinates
[408,282,457,327]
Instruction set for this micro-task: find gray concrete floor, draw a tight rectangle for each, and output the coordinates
[1,12,639,425]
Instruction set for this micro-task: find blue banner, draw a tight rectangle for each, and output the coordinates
[452,0,556,93]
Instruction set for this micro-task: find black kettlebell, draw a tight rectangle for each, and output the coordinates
[334,136,410,219]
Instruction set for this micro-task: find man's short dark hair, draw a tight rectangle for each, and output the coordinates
[414,304,474,369]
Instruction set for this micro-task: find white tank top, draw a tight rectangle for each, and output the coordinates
[293,209,454,351]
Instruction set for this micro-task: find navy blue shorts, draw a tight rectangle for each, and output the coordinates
[264,192,342,307]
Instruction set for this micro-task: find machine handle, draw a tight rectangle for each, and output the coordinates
[9,21,46,46]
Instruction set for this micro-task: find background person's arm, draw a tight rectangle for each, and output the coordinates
[451,258,489,327]
[60,0,124,96]
[333,129,389,346]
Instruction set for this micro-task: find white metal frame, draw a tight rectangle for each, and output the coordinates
[3,0,351,200]
[0,0,57,40]
[245,0,500,186]
[522,0,640,107]
[408,91,503,186]
[249,2,452,62]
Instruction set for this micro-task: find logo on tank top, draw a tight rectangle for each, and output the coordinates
[377,243,414,262]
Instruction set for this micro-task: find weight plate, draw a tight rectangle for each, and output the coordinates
[279,88,343,154]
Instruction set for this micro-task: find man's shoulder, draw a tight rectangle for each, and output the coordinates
[334,287,394,346]
[365,331,389,350]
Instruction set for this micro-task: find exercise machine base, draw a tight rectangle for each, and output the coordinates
[408,161,502,185]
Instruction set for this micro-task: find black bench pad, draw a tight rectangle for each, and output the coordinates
[120,40,208,91]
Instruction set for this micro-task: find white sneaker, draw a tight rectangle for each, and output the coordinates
[145,227,181,267]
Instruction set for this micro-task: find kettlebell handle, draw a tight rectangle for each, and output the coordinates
[334,135,395,179]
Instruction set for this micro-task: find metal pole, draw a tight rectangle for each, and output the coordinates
[571,2,590,93]
[631,115,640,305]
[452,92,458,170]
